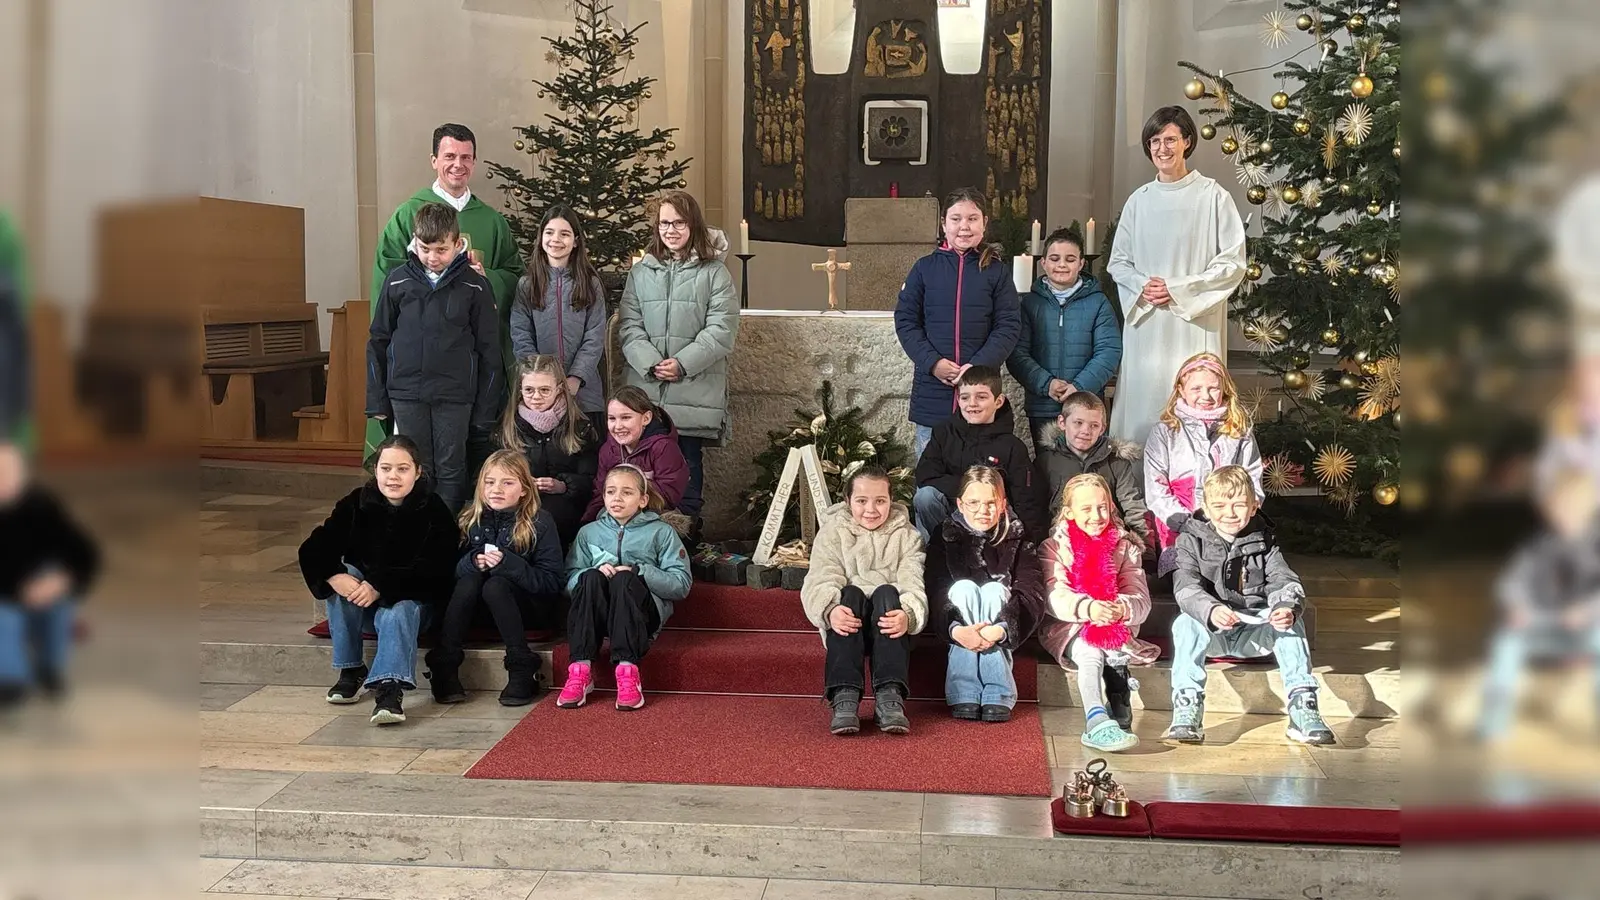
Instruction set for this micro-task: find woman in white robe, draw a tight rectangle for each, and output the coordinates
[1107,106,1247,444]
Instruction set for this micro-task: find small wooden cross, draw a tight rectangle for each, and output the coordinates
[811,249,852,311]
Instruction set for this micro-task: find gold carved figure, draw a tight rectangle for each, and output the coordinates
[754,184,765,218]
[764,191,776,220]
[865,26,885,77]
[766,28,792,78]
[794,124,804,158]
[783,135,793,165]
[985,169,997,197]
[987,39,1000,77]
[1006,21,1025,75]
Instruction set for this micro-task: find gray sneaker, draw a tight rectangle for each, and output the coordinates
[1286,689,1336,745]
[875,686,911,734]
[1162,689,1206,744]
[829,688,861,735]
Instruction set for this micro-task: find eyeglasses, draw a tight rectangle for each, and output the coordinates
[520,386,553,396]
[658,218,689,232]
[1148,136,1185,150]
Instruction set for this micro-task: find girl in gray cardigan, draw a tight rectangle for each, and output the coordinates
[510,205,611,435]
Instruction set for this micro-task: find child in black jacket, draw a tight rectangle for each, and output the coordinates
[497,355,599,548]
[0,442,97,705]
[426,451,566,707]
[367,202,504,512]
[298,436,459,725]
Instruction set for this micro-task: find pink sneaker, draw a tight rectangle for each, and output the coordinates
[615,662,645,710]
[556,662,592,708]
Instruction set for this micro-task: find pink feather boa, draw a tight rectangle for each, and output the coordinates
[1065,521,1132,650]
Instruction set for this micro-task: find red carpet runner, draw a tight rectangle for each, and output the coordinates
[467,583,1052,796]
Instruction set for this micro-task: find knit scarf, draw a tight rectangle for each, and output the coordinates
[1065,521,1131,650]
[1175,399,1229,424]
[518,395,567,434]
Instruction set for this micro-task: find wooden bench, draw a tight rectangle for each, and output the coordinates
[293,300,369,445]
[202,303,326,442]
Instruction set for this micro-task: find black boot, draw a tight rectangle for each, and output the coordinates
[1104,664,1134,730]
[327,664,369,704]
[828,687,862,735]
[369,679,406,725]
[499,651,541,707]
[423,649,467,704]
[874,685,910,735]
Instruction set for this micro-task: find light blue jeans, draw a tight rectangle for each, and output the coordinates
[945,579,1018,708]
[913,424,934,460]
[1170,612,1316,698]
[913,485,954,544]
[1479,625,1600,737]
[326,564,429,689]
[0,599,76,685]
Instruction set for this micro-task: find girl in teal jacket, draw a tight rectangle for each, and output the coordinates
[558,464,692,710]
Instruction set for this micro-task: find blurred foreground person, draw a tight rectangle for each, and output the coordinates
[1478,465,1600,741]
[0,442,98,708]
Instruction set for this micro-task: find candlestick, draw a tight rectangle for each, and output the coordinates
[1085,217,1097,255]
[736,253,755,309]
[740,219,750,255]
[1030,219,1042,256]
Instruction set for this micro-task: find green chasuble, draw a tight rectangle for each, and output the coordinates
[365,187,525,459]
[0,210,32,451]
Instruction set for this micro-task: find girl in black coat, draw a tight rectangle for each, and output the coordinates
[497,355,599,548]
[298,436,459,725]
[925,466,1046,722]
[426,450,566,707]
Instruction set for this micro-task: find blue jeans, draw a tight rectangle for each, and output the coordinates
[913,425,934,460]
[0,599,76,685]
[945,580,1018,708]
[1480,625,1600,737]
[913,485,954,544]
[1170,613,1316,699]
[325,565,429,689]
[678,435,704,518]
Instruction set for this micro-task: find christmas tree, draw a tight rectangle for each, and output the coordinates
[484,0,691,278]
[1178,0,1401,557]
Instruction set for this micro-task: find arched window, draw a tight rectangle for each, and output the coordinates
[807,0,856,75]
[935,0,986,75]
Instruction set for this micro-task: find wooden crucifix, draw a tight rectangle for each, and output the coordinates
[811,249,851,311]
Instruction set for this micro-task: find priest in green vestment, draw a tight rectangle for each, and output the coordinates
[366,123,524,460]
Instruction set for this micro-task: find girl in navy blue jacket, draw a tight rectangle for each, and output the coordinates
[894,188,1022,458]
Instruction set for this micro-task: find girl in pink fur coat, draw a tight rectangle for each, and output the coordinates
[1039,474,1158,752]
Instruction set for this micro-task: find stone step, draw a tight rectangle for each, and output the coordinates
[201,637,1398,718]
[202,459,365,498]
[201,769,1397,900]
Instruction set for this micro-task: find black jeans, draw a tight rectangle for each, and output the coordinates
[823,584,911,698]
[678,435,704,518]
[569,569,661,665]
[438,570,560,657]
[390,399,473,512]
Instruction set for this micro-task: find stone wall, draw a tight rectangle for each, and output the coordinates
[843,198,938,311]
[699,309,1030,540]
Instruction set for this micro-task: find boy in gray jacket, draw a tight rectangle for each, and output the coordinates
[1165,466,1334,746]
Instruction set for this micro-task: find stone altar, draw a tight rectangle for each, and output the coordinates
[842,197,939,311]
[699,309,1031,540]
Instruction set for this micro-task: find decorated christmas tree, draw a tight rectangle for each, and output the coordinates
[1178,0,1401,556]
[742,382,916,541]
[484,0,691,278]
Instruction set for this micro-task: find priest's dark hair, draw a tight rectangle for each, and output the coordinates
[1140,106,1197,160]
[432,123,476,156]
[940,187,1000,270]
[646,190,716,262]
[411,202,459,245]
[524,204,602,312]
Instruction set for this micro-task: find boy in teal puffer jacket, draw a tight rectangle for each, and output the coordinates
[1008,228,1122,455]
[558,464,692,711]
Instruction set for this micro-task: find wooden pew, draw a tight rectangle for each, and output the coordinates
[201,302,327,443]
[294,300,369,444]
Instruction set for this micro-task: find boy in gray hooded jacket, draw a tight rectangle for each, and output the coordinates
[1166,466,1334,746]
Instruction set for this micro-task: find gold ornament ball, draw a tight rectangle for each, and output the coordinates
[1338,182,1354,196]
[1246,262,1264,281]
[1296,13,1316,31]
[1347,13,1367,33]
[1351,74,1374,99]
[1353,349,1370,363]
[1321,327,1342,346]
[1292,118,1312,136]
[1291,352,1311,370]
[1281,185,1302,205]
[1259,139,1274,154]
[1376,263,1398,285]
[1322,38,1338,55]
[1183,78,1206,100]
[1283,370,1309,389]
[1339,373,1359,390]
[1373,483,1398,506]
[514,139,525,151]
[1271,91,1290,110]
[1392,141,1402,159]
[1367,201,1383,216]
[1343,132,1360,148]
[1300,242,1321,260]
[1361,248,1381,264]
[1347,265,1361,277]
[1323,174,1338,186]
[1200,123,1217,140]
[1293,235,1309,248]
[1361,360,1381,376]
[1294,262,1311,276]
[1220,136,1240,155]
[665,141,677,151]
[1246,185,1268,205]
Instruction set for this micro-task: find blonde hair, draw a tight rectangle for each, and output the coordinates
[459,451,541,553]
[956,465,1011,543]
[1201,465,1259,505]
[500,355,590,456]
[605,463,666,513]
[1159,351,1251,438]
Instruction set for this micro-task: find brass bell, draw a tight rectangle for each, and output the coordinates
[1064,786,1097,818]
[1100,783,1130,818]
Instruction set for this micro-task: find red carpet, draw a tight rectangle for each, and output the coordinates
[1405,802,1600,844]
[1146,801,1400,847]
[467,692,1052,796]
[1050,797,1152,836]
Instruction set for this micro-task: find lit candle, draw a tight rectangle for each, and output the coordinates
[740,219,750,255]
[1030,219,1042,256]
[1012,254,1033,293]
[1085,218,1097,255]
